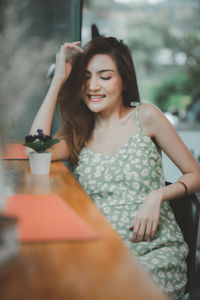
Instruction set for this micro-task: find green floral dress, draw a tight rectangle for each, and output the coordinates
[73,102,188,299]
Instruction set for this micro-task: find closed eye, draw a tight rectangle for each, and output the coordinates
[100,76,111,80]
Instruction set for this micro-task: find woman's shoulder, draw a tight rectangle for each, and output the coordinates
[138,103,163,124]
[137,103,167,137]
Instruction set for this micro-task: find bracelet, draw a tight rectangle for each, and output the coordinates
[177,180,188,195]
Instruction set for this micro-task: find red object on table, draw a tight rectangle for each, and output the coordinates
[2,144,28,160]
[5,194,97,242]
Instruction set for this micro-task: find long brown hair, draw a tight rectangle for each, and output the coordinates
[57,37,140,170]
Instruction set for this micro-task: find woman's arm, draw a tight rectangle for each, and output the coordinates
[29,76,62,136]
[27,42,83,161]
[142,104,200,196]
[130,103,200,242]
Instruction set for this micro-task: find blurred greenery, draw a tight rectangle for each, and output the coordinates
[152,71,192,112]
[83,0,200,115]
[126,0,200,112]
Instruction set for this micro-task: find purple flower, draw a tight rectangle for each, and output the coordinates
[37,129,44,135]
[25,135,36,142]
[34,129,52,142]
[24,128,59,153]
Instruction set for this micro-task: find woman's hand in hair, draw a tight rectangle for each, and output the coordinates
[129,190,162,243]
[54,41,83,84]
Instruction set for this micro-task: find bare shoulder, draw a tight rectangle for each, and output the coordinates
[138,103,166,137]
[139,103,163,122]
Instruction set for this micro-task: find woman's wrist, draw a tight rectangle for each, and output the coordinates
[150,180,190,204]
[149,189,164,204]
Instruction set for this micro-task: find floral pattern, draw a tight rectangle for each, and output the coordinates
[73,103,188,299]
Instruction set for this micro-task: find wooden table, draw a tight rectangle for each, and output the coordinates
[0,160,168,300]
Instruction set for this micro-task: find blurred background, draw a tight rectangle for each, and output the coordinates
[0,0,200,181]
[0,0,200,292]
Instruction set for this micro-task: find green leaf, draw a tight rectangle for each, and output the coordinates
[41,139,60,152]
[24,139,59,153]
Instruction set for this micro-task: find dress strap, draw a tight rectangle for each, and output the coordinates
[130,101,143,134]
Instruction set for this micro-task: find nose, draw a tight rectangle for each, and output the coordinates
[88,76,100,92]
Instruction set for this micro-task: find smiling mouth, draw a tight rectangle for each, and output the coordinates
[88,94,105,102]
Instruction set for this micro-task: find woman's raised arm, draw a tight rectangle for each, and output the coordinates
[27,42,83,160]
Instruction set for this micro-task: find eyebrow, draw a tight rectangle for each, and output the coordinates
[85,69,114,74]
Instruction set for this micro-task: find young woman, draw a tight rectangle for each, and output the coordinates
[29,37,200,299]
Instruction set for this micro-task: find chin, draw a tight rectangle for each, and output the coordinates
[85,101,106,113]
[87,106,104,113]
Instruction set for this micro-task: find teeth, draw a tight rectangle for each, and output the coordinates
[90,95,104,99]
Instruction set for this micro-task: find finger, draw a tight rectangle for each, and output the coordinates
[66,41,81,45]
[150,219,159,239]
[63,41,81,46]
[58,44,83,61]
[136,222,147,242]
[129,217,137,230]
[131,230,137,243]
[131,221,140,243]
[71,41,81,44]
[144,221,153,241]
[63,42,84,53]
[67,51,78,63]
[129,224,133,230]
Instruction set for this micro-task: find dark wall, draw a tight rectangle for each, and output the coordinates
[1,0,82,139]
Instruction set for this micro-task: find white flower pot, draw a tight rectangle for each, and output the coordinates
[29,152,52,175]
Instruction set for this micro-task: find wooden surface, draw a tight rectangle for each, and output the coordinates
[1,160,168,300]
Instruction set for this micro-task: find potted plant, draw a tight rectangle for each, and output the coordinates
[24,129,59,175]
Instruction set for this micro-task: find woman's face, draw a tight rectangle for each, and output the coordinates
[82,54,123,114]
